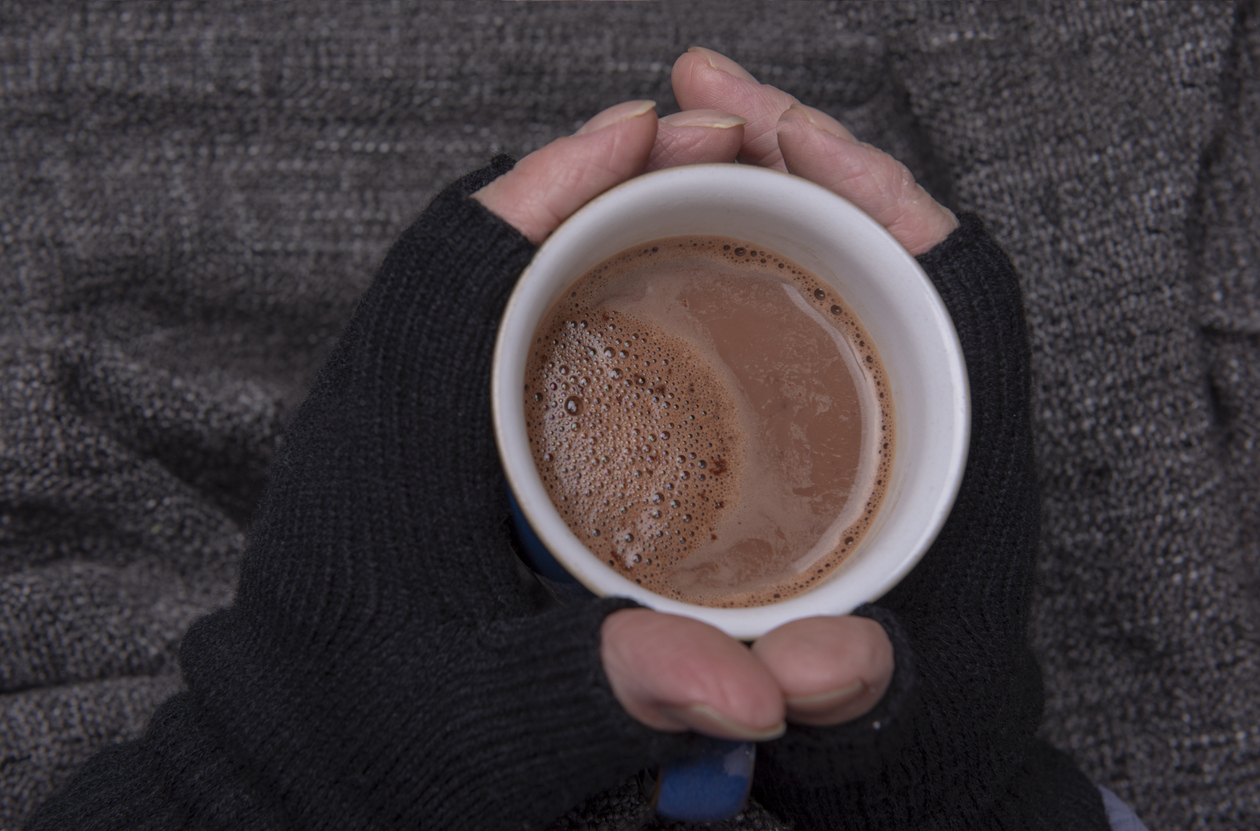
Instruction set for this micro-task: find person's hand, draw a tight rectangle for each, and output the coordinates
[473,47,959,743]
[672,46,959,256]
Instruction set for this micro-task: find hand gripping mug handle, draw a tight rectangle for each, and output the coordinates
[509,493,756,822]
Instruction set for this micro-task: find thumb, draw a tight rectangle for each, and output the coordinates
[473,100,658,244]
[601,608,786,741]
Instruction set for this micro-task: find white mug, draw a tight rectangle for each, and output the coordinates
[491,163,969,641]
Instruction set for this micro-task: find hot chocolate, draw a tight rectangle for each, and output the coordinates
[523,237,894,608]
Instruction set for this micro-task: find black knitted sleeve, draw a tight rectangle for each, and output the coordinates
[24,158,696,831]
[751,215,1110,831]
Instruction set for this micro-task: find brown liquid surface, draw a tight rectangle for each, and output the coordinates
[524,237,893,607]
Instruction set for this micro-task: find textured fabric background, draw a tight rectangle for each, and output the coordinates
[1,2,1256,829]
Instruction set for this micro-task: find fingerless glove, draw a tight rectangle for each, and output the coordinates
[26,158,699,831]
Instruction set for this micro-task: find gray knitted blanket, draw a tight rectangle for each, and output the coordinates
[2,3,1256,829]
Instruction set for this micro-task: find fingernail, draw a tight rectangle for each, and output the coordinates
[785,680,865,710]
[779,103,857,142]
[659,109,747,130]
[686,46,759,83]
[575,100,657,136]
[662,703,787,742]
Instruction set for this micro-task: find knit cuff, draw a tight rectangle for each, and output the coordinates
[914,212,1029,368]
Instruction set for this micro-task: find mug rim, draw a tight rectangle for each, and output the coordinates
[491,163,968,639]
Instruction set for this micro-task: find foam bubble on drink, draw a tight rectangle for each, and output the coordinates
[524,237,895,608]
[524,304,744,594]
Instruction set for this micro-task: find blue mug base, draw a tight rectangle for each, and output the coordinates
[641,739,755,822]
